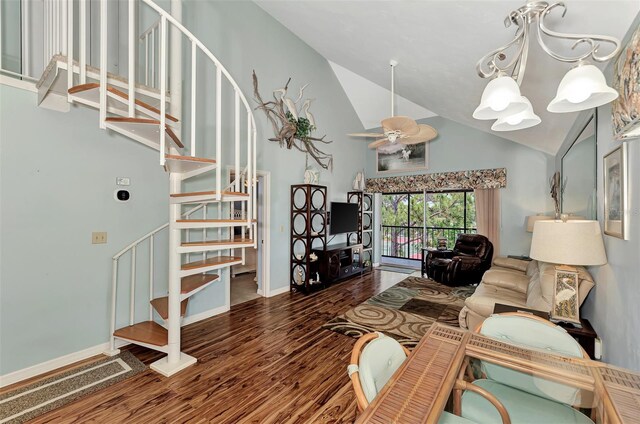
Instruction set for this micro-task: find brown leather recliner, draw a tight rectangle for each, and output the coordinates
[425,234,494,287]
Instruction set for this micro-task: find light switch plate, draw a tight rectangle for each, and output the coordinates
[116,177,130,186]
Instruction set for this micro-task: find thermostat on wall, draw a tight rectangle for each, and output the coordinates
[114,189,131,202]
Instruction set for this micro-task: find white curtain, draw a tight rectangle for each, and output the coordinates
[474,188,501,257]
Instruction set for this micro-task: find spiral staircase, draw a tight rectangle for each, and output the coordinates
[1,0,257,376]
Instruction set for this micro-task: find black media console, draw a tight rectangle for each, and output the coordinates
[313,243,364,285]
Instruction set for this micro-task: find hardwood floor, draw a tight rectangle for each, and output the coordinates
[27,270,406,423]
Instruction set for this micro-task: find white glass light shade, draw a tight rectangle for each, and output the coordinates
[530,220,607,266]
[473,76,529,120]
[492,97,541,131]
[547,64,619,113]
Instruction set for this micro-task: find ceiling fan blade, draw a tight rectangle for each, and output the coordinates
[400,124,438,144]
[348,132,386,138]
[368,138,389,149]
[381,116,419,136]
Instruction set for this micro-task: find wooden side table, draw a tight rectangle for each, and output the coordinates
[492,303,599,359]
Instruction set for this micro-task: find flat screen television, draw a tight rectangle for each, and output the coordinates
[329,202,359,235]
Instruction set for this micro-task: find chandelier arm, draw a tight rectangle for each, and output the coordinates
[537,2,621,63]
[511,20,530,85]
[476,14,527,79]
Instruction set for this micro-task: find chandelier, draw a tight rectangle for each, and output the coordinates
[473,1,621,131]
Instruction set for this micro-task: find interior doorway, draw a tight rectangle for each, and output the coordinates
[228,169,270,306]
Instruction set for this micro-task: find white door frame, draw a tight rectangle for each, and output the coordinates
[226,166,271,297]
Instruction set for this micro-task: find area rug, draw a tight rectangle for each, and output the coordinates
[0,350,146,424]
[376,265,416,274]
[323,276,476,347]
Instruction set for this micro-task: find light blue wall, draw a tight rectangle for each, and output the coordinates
[0,84,170,375]
[366,116,552,262]
[0,0,364,375]
[554,16,640,371]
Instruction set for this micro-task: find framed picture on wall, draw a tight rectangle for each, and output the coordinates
[612,25,640,140]
[603,143,628,239]
[376,142,428,174]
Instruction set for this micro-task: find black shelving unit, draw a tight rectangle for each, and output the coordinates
[290,184,327,293]
[347,191,374,273]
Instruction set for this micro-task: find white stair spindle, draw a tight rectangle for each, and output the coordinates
[190,40,196,156]
[22,0,30,76]
[216,67,222,200]
[127,0,136,117]
[202,205,207,259]
[150,28,155,87]
[159,16,167,165]
[130,245,136,326]
[67,0,73,100]
[109,259,118,353]
[149,234,154,321]
[79,0,86,83]
[144,36,149,85]
[99,0,107,129]
[246,114,252,227]
[234,93,240,192]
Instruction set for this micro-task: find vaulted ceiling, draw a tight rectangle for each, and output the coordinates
[256,0,639,154]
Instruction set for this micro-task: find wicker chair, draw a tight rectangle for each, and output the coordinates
[456,313,594,424]
[348,332,510,424]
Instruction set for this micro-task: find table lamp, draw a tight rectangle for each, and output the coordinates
[530,219,607,326]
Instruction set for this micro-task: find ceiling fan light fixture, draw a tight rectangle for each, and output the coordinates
[547,64,619,113]
[473,76,528,120]
[491,97,541,131]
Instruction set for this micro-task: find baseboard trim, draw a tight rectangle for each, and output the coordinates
[181,305,229,326]
[267,286,290,297]
[0,339,129,388]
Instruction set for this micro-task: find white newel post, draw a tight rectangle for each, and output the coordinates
[150,0,195,376]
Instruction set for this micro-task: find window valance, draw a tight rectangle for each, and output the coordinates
[365,168,507,193]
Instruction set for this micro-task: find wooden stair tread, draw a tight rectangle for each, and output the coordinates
[113,321,167,346]
[170,190,249,198]
[68,83,178,122]
[150,297,188,320]
[181,238,253,247]
[181,256,242,271]
[181,273,220,293]
[105,117,184,148]
[165,154,216,164]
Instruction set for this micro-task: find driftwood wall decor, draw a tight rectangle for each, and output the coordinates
[253,71,333,170]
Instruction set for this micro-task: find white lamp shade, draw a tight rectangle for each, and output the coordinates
[547,64,619,113]
[492,97,541,131]
[525,214,553,232]
[530,220,607,266]
[473,76,529,120]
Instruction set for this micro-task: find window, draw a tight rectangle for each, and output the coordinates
[381,191,476,260]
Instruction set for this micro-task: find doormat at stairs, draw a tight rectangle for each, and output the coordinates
[322,276,476,348]
[0,350,146,424]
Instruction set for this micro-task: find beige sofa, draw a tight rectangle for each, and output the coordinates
[459,256,595,331]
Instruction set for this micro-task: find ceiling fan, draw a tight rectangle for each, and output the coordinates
[349,60,438,150]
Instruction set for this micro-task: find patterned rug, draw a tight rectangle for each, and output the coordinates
[0,351,146,424]
[323,276,476,347]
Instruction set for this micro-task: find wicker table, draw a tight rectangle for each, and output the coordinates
[355,323,640,424]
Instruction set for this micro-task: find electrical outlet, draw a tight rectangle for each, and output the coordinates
[92,232,107,244]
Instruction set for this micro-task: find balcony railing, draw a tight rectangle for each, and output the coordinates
[381,225,477,260]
